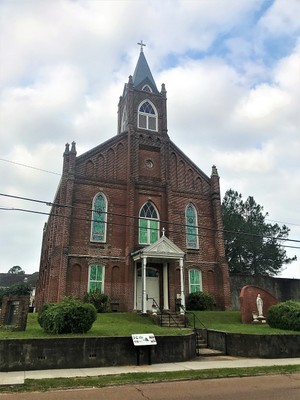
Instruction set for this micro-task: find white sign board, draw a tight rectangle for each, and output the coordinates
[132,333,157,346]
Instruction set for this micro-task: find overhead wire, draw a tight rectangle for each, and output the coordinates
[1,157,300,229]
[1,193,299,251]
[1,160,299,250]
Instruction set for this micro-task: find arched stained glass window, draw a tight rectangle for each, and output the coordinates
[189,269,202,293]
[91,193,107,242]
[138,100,157,131]
[139,201,159,244]
[88,264,104,293]
[186,203,199,249]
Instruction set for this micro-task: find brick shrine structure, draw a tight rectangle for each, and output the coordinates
[0,295,30,331]
[240,285,278,324]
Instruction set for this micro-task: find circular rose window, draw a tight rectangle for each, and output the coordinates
[145,159,154,169]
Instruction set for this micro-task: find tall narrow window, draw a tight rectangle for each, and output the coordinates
[186,203,199,249]
[139,201,159,244]
[138,100,157,131]
[91,193,107,242]
[88,264,104,292]
[189,269,202,293]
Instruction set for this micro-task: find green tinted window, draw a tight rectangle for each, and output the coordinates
[139,202,159,244]
[186,204,198,249]
[189,269,202,293]
[89,264,104,293]
[91,193,107,242]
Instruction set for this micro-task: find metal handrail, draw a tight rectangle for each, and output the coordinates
[146,295,185,329]
[179,304,206,330]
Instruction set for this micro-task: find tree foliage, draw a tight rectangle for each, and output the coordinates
[7,266,25,274]
[221,189,296,276]
[0,283,31,304]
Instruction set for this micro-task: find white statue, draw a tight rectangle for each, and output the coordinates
[256,294,264,317]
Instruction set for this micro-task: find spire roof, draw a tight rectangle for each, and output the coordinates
[132,46,158,93]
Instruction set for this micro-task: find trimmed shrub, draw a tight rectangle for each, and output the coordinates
[186,291,215,311]
[267,300,300,332]
[38,297,97,334]
[83,291,110,313]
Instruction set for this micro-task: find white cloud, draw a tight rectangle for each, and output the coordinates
[0,0,299,278]
[258,0,300,35]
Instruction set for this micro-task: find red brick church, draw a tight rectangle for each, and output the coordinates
[35,46,231,312]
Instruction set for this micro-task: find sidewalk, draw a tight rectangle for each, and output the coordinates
[1,356,300,386]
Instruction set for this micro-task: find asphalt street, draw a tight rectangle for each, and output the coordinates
[0,374,299,400]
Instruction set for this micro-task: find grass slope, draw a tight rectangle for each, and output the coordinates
[1,311,299,339]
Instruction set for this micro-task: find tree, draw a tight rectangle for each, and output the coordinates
[7,266,25,275]
[221,189,296,276]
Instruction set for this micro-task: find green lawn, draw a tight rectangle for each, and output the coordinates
[0,311,299,339]
[0,312,191,339]
[189,311,300,334]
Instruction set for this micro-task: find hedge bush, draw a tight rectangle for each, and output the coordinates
[83,291,110,313]
[266,300,300,331]
[186,291,215,311]
[38,297,97,334]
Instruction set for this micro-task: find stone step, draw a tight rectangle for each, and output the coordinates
[160,315,186,328]
[197,347,225,357]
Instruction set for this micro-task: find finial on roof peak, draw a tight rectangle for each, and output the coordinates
[137,40,146,52]
[211,165,219,177]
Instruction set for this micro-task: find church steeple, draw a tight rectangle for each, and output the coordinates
[117,44,168,136]
[132,41,158,93]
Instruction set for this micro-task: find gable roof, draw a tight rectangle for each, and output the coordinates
[132,233,185,261]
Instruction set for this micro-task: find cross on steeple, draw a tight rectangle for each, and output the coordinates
[137,40,146,52]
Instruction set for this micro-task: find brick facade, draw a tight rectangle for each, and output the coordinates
[35,50,231,311]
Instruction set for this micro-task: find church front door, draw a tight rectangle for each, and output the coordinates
[136,266,160,311]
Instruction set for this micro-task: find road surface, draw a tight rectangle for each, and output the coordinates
[0,374,299,399]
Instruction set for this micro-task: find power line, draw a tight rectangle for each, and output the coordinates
[1,192,299,243]
[1,158,299,230]
[265,218,300,227]
[1,200,300,248]
[0,158,61,176]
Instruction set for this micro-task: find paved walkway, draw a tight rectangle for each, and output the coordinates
[1,356,300,386]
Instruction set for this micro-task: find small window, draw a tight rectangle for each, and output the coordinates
[142,84,152,92]
[138,100,158,131]
[121,107,128,132]
[91,193,107,242]
[189,269,202,293]
[186,203,199,249]
[139,201,159,244]
[88,264,104,292]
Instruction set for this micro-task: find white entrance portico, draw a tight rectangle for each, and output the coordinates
[132,230,185,314]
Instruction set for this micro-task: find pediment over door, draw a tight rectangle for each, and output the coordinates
[132,233,185,261]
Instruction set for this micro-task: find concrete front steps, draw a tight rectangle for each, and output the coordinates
[195,329,225,357]
[152,313,225,357]
[159,312,187,328]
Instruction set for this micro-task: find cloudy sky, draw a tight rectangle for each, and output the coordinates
[0,0,299,278]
